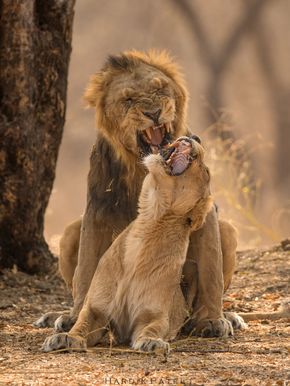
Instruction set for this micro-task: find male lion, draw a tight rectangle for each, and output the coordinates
[42,137,214,353]
[35,50,240,337]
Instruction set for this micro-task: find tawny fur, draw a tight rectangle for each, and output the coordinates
[42,140,213,352]
[83,49,188,180]
[59,219,81,289]
[36,50,238,338]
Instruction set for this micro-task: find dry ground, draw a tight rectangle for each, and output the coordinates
[0,244,289,385]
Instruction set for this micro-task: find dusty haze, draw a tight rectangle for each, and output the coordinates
[45,0,290,251]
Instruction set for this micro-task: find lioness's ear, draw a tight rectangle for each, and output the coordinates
[83,72,104,108]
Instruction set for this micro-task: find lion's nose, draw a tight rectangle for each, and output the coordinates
[143,109,161,125]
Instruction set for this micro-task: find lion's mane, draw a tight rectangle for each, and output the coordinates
[83,50,189,228]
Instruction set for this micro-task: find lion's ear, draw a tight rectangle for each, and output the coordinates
[83,72,104,108]
[149,77,165,89]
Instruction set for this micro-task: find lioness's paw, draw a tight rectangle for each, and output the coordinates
[41,333,86,353]
[224,312,247,330]
[34,312,63,328]
[195,318,234,338]
[54,315,75,332]
[133,338,170,353]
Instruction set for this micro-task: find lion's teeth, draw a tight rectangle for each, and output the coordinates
[165,123,171,133]
[146,128,152,140]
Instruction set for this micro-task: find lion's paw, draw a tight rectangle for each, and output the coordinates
[41,333,86,353]
[194,318,234,338]
[34,312,64,328]
[54,314,75,332]
[133,337,170,353]
[224,312,247,330]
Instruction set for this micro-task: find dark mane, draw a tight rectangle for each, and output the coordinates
[105,54,138,71]
[88,136,141,228]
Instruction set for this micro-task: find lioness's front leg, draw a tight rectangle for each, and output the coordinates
[132,311,170,353]
[187,206,233,337]
[42,305,108,352]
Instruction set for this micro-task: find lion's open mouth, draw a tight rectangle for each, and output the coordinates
[138,122,172,155]
[161,138,196,176]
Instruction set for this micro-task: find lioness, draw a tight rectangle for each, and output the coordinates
[42,136,213,352]
[36,50,239,337]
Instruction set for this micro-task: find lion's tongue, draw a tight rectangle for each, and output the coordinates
[150,127,163,146]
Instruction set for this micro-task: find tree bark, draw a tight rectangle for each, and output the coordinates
[0,0,75,273]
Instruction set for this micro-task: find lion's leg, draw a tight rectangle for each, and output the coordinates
[72,209,113,314]
[34,219,82,329]
[219,220,248,331]
[186,207,233,338]
[219,219,237,291]
[34,311,70,328]
[59,218,82,290]
[182,220,237,304]
[53,208,113,332]
[131,311,170,353]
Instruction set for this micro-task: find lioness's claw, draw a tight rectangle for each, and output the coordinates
[133,338,170,353]
[41,333,86,353]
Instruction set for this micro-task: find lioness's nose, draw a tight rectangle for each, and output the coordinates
[143,109,161,125]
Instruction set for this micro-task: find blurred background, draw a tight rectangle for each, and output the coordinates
[45,0,290,251]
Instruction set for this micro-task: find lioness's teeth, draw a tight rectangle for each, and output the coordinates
[145,128,152,140]
[181,148,191,155]
[165,122,171,133]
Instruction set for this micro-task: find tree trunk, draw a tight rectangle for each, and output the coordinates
[0,0,75,273]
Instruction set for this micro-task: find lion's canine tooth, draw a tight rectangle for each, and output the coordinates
[146,128,152,140]
[165,123,170,133]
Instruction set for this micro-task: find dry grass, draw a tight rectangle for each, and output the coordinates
[0,244,289,385]
[202,114,283,248]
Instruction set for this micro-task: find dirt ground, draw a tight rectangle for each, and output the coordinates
[0,243,289,386]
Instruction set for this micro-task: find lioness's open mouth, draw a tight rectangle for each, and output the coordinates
[161,137,196,176]
[138,122,172,155]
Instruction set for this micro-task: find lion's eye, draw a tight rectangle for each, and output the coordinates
[126,97,133,106]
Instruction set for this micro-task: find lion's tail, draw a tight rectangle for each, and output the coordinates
[238,301,290,321]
